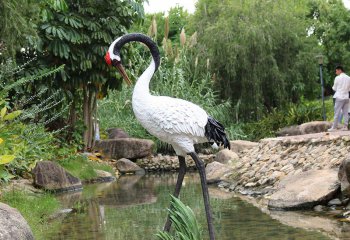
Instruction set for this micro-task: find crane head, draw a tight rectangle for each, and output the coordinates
[104,50,132,86]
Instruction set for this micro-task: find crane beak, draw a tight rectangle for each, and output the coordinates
[115,62,132,86]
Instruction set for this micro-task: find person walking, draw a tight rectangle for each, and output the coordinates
[328,65,350,131]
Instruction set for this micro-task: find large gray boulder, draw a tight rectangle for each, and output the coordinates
[95,138,154,160]
[276,125,301,136]
[116,158,144,174]
[0,202,34,240]
[215,149,239,164]
[268,169,340,210]
[229,140,258,153]
[206,161,233,184]
[32,161,82,192]
[338,158,350,197]
[277,121,332,136]
[299,121,332,134]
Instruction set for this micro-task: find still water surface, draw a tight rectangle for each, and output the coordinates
[45,173,332,240]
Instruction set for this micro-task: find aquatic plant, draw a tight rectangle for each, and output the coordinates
[156,195,202,240]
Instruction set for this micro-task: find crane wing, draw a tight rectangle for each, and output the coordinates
[149,96,208,137]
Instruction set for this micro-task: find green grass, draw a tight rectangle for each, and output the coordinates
[57,154,114,180]
[0,190,61,239]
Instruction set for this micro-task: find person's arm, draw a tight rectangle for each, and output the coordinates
[332,76,339,91]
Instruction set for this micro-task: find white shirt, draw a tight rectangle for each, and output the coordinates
[333,73,350,99]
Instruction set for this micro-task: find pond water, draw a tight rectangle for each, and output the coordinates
[45,173,333,240]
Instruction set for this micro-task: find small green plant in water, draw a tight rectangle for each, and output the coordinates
[156,195,202,240]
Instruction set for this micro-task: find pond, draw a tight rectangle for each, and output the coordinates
[44,173,334,240]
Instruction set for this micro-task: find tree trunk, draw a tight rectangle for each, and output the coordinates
[83,86,97,151]
[68,99,76,127]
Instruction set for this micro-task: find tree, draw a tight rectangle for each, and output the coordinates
[33,0,145,150]
[192,0,320,121]
[0,0,39,59]
[131,6,193,46]
[308,0,350,87]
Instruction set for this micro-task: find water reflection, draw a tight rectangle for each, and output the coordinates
[46,173,333,240]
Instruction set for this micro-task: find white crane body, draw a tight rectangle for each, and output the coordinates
[132,60,208,156]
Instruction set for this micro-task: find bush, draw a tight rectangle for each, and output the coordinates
[241,98,333,141]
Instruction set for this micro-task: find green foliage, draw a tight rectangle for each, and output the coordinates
[192,0,321,121]
[156,195,202,240]
[131,6,193,46]
[0,0,39,58]
[285,100,323,125]
[0,59,68,182]
[242,109,288,141]
[0,190,60,239]
[308,0,350,87]
[30,0,146,149]
[241,98,333,141]
[0,94,60,181]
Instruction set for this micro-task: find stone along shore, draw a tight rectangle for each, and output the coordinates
[233,133,350,191]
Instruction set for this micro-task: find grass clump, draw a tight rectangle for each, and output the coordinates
[0,190,60,239]
[57,154,114,180]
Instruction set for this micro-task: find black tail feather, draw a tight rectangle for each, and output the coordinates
[204,116,230,149]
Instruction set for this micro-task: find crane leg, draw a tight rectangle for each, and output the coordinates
[163,155,187,232]
[190,152,215,240]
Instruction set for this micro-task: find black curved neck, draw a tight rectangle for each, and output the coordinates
[113,33,160,71]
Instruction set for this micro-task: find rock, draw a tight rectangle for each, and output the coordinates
[48,208,74,221]
[229,140,258,153]
[2,179,43,194]
[269,208,350,240]
[299,121,332,134]
[313,205,325,212]
[83,170,116,183]
[276,125,301,136]
[0,202,34,240]
[32,161,82,192]
[215,149,239,164]
[206,161,232,184]
[95,138,154,160]
[107,128,129,139]
[338,158,350,197]
[268,169,340,210]
[276,121,332,137]
[209,187,234,199]
[328,198,342,206]
[116,158,144,174]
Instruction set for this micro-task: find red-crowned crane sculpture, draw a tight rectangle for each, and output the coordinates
[105,33,230,240]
